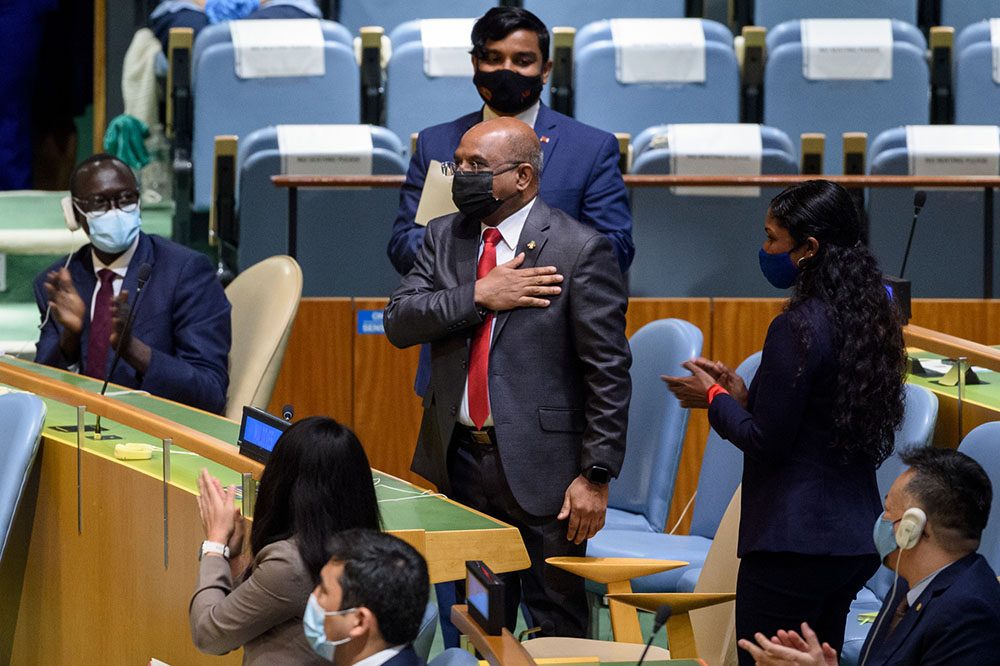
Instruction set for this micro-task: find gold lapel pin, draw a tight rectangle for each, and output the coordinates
[915,602,922,611]
[540,136,550,143]
[527,241,536,250]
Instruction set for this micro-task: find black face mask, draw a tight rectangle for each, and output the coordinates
[451,170,506,220]
[473,68,544,114]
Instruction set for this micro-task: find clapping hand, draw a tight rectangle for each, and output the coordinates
[662,357,749,409]
[738,622,838,666]
[196,468,245,560]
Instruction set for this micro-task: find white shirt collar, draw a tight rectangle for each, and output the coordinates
[352,645,405,666]
[91,234,140,279]
[481,197,536,252]
[482,99,541,130]
[906,562,951,606]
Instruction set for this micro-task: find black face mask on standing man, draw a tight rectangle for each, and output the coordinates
[473,68,544,114]
[451,163,519,220]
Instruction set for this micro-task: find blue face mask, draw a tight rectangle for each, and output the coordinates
[303,592,355,661]
[758,247,800,289]
[87,207,142,255]
[873,512,898,560]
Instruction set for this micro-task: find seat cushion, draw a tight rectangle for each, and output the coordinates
[839,586,884,666]
[603,508,657,532]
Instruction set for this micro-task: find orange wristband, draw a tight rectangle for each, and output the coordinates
[706,383,729,405]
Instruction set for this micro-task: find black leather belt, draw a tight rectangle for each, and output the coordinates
[453,424,496,448]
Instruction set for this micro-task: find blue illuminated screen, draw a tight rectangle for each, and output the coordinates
[243,416,284,453]
[467,571,489,618]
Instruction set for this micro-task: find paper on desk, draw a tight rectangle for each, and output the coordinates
[917,359,989,375]
[415,160,458,226]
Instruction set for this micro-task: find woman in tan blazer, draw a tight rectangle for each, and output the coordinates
[190,416,382,665]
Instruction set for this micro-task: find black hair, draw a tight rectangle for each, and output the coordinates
[769,180,906,465]
[325,528,430,647]
[249,416,382,578]
[900,447,992,550]
[69,153,134,195]
[471,6,550,60]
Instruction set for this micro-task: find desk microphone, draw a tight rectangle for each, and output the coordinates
[282,404,294,421]
[96,263,152,437]
[635,604,672,666]
[899,190,927,279]
[517,620,554,642]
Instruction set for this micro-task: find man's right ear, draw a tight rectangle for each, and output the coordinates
[61,196,81,231]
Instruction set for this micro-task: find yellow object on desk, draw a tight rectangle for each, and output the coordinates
[114,442,153,460]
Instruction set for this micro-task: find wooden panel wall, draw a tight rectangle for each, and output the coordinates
[264,297,1000,535]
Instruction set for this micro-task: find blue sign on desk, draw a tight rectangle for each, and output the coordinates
[357,310,385,335]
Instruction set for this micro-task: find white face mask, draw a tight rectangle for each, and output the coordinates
[87,207,142,254]
[303,592,356,661]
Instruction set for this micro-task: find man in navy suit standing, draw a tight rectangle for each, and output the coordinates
[34,154,231,413]
[740,447,1000,666]
[387,6,634,278]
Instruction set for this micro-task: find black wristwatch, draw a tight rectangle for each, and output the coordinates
[582,465,611,485]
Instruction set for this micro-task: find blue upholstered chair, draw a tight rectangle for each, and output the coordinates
[0,393,47,562]
[866,125,1000,298]
[385,19,486,151]
[235,124,407,297]
[958,422,1000,570]
[588,351,761,594]
[413,601,439,663]
[942,3,1000,41]
[522,0,685,31]
[572,19,740,137]
[627,124,797,297]
[763,20,928,175]
[190,20,360,213]
[839,383,939,666]
[428,648,479,666]
[753,0,918,29]
[954,23,1000,126]
[336,0,497,36]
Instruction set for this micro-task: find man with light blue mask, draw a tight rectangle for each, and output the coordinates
[33,154,232,413]
[740,447,1000,666]
[306,529,429,666]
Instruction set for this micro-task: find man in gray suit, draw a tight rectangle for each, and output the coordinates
[384,117,631,637]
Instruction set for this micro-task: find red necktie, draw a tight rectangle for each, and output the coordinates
[468,228,503,429]
[85,269,116,379]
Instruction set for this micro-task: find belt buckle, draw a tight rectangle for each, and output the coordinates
[469,429,492,446]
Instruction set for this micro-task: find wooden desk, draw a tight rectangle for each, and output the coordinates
[451,605,537,666]
[0,357,528,666]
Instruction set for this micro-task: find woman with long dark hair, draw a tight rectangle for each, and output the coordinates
[665,179,906,665]
[190,416,382,665]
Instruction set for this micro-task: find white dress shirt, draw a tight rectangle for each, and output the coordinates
[482,99,541,130]
[458,197,537,427]
[352,645,405,666]
[88,235,139,320]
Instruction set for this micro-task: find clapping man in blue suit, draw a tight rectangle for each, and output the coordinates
[387,6,634,278]
[740,447,1000,666]
[34,154,231,413]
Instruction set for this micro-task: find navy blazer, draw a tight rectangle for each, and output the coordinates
[859,553,1000,665]
[709,298,882,558]
[384,199,631,517]
[33,232,232,414]
[387,103,634,276]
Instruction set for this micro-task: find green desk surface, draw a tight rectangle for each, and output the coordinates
[907,350,1000,411]
[0,355,502,533]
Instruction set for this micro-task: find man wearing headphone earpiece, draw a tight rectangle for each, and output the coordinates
[739,447,1000,666]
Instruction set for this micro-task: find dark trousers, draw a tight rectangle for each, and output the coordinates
[735,551,880,666]
[445,427,588,638]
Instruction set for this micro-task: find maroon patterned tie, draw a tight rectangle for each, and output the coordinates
[85,269,116,379]
[467,228,503,428]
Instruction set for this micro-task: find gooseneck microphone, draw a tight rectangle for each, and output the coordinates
[635,604,672,666]
[282,404,295,421]
[96,263,152,436]
[517,620,554,642]
[899,190,927,279]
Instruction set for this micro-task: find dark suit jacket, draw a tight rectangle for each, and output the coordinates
[387,103,634,276]
[708,297,882,557]
[384,199,631,517]
[859,553,1000,665]
[33,232,231,414]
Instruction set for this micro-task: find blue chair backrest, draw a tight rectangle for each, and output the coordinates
[943,3,1000,41]
[191,20,360,211]
[754,0,918,29]
[523,0,685,32]
[191,20,353,65]
[959,422,1000,571]
[687,351,761,539]
[763,23,929,175]
[385,20,486,151]
[954,19,991,56]
[610,318,703,532]
[632,122,795,158]
[573,16,732,55]
[236,125,407,296]
[573,19,740,137]
[867,126,1000,298]
[627,125,798,297]
[0,393,47,561]
[765,18,926,53]
[955,32,1000,125]
[337,0,497,36]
